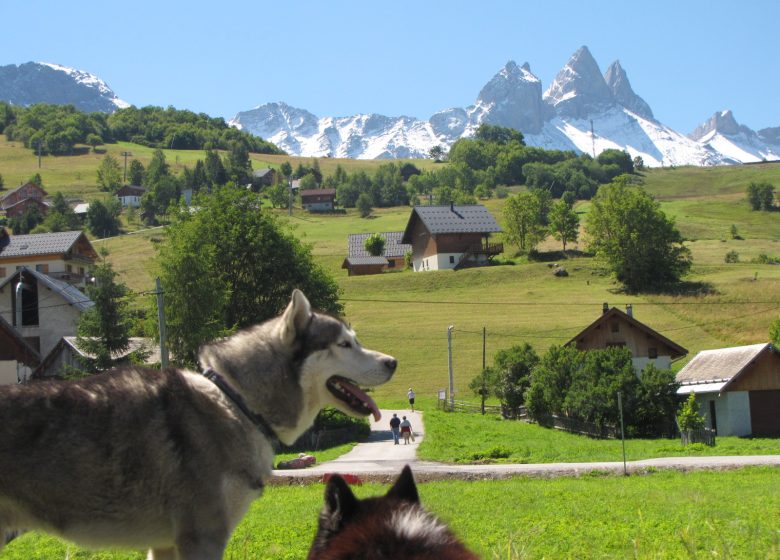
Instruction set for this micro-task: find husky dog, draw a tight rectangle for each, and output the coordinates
[0,290,396,560]
[308,466,479,560]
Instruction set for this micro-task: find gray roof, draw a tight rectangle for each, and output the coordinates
[62,336,161,362]
[676,343,774,385]
[0,230,85,258]
[343,256,388,266]
[402,205,501,242]
[252,168,275,178]
[0,268,94,312]
[348,232,410,258]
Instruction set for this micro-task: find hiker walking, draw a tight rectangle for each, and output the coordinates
[389,413,401,445]
[407,387,416,412]
[400,416,414,445]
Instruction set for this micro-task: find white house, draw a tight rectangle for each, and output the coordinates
[116,185,146,207]
[676,343,780,436]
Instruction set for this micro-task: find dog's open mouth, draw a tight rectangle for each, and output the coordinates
[326,376,381,421]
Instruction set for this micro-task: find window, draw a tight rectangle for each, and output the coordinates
[648,348,658,359]
[610,321,620,333]
[0,267,5,278]
[35,264,48,273]
[449,255,455,264]
[606,342,626,348]
[387,260,395,268]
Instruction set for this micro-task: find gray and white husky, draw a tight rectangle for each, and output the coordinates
[0,289,396,560]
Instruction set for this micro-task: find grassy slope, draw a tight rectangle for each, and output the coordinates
[4,467,779,559]
[2,136,779,401]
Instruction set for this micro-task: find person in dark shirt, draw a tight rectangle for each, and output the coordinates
[389,413,401,445]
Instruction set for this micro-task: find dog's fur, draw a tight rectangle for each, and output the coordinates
[308,466,479,560]
[0,290,396,560]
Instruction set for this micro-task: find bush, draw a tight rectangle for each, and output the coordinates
[677,393,705,431]
[725,250,739,263]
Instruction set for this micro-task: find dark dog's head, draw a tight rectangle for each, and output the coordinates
[308,466,479,560]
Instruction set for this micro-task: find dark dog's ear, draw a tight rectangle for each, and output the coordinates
[322,475,359,527]
[386,465,419,504]
[280,289,312,345]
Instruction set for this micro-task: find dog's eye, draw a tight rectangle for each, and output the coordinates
[337,341,352,349]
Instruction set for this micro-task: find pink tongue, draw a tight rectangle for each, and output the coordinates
[340,380,381,421]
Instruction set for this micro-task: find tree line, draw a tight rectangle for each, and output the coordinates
[471,343,679,437]
[0,102,283,156]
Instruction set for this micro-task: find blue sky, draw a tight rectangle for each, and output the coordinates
[3,0,778,134]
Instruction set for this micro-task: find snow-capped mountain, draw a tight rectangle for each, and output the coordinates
[231,46,779,166]
[689,110,780,164]
[0,62,128,113]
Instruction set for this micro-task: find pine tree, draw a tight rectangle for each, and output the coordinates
[76,250,132,373]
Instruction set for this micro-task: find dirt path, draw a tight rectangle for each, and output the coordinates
[270,409,780,484]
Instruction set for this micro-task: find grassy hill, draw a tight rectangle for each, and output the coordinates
[2,135,779,406]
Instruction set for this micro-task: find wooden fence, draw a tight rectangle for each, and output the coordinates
[533,413,619,439]
[680,427,716,446]
[437,396,504,415]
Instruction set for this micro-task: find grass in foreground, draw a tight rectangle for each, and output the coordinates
[5,467,779,559]
[418,409,780,464]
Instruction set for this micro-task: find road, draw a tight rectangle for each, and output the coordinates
[270,409,780,484]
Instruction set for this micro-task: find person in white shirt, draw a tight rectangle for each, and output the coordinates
[407,387,415,412]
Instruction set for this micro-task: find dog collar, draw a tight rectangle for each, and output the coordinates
[202,368,278,444]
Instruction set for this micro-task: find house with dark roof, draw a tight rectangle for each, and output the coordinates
[0,314,40,384]
[251,167,277,189]
[0,229,98,287]
[565,303,688,375]
[401,204,502,271]
[342,232,411,276]
[0,182,48,218]
[676,343,780,436]
[0,268,94,382]
[300,188,336,212]
[116,185,146,207]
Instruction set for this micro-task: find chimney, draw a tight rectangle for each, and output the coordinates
[626,304,633,318]
[602,302,609,315]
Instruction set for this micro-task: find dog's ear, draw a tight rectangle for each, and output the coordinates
[322,475,359,527]
[280,289,312,345]
[386,465,419,504]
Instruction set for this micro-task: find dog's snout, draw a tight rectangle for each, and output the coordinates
[384,357,397,373]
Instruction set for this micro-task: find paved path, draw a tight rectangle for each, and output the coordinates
[270,409,780,483]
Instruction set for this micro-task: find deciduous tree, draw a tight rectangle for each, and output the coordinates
[548,199,579,251]
[364,233,386,256]
[585,181,691,292]
[156,187,341,364]
[96,154,122,192]
[503,191,549,253]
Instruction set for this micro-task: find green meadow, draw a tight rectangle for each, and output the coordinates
[4,467,779,559]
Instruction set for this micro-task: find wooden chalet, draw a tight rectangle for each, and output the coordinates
[116,185,146,207]
[300,188,336,212]
[251,168,277,189]
[1,182,48,218]
[565,303,688,375]
[0,229,98,286]
[676,343,780,436]
[342,232,410,276]
[401,204,502,271]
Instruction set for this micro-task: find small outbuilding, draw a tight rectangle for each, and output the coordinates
[676,343,780,436]
[342,231,410,276]
[300,188,336,212]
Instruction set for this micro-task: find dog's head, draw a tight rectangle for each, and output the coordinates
[308,466,479,560]
[199,290,396,445]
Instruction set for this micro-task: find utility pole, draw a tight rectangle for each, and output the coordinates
[447,325,454,410]
[121,151,132,183]
[155,277,169,369]
[288,177,293,216]
[590,119,596,158]
[618,391,627,476]
[482,326,486,372]
[36,140,42,168]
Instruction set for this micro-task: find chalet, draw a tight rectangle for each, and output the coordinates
[300,188,336,212]
[1,182,48,218]
[342,232,411,276]
[251,168,277,189]
[565,304,688,375]
[0,314,40,384]
[116,185,146,207]
[0,229,98,287]
[34,336,163,379]
[676,343,780,436]
[0,268,94,378]
[401,204,502,271]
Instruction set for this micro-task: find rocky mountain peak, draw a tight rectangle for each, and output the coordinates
[543,45,612,119]
[689,109,747,140]
[604,60,653,120]
[473,58,545,134]
[0,61,127,113]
